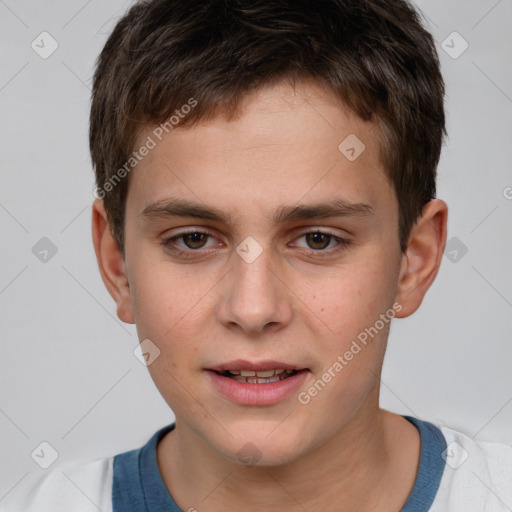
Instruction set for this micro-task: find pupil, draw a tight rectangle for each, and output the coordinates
[306,232,330,250]
[184,233,207,249]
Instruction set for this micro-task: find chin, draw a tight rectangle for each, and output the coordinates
[213,420,311,468]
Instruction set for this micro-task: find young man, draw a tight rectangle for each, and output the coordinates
[4,0,511,510]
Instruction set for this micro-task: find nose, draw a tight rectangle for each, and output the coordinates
[217,244,293,336]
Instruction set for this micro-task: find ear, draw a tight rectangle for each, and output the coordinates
[91,199,135,324]
[395,199,448,318]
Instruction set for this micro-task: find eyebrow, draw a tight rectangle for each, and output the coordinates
[139,197,374,225]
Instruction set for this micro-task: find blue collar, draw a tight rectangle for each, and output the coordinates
[401,415,447,511]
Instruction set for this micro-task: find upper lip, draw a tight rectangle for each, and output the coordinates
[207,359,306,372]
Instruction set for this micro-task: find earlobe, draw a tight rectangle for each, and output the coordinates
[395,199,448,318]
[91,199,135,324]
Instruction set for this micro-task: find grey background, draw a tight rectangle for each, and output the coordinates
[1,0,511,499]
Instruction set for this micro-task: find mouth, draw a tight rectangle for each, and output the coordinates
[214,368,299,384]
[206,361,309,405]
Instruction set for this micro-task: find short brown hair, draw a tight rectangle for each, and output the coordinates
[90,0,445,255]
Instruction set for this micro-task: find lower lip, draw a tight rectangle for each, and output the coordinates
[207,370,309,406]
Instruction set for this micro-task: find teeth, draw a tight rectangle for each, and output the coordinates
[229,369,293,377]
[255,370,275,378]
[224,369,297,384]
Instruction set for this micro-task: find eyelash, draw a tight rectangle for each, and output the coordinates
[161,229,351,259]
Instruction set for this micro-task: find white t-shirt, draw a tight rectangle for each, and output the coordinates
[2,417,511,511]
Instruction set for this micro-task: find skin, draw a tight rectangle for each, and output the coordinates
[92,81,448,511]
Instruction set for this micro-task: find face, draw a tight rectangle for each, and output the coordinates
[120,81,405,465]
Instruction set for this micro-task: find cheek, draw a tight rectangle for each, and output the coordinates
[307,251,399,341]
[129,257,213,338]
[127,262,220,396]
[129,264,209,410]
[297,267,395,419]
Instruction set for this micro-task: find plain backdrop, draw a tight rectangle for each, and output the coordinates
[1,0,511,499]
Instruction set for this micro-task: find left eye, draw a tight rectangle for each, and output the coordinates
[178,232,210,249]
[295,231,339,251]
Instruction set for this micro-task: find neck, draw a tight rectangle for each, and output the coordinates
[157,403,420,511]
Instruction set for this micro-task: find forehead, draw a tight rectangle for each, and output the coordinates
[126,81,395,223]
